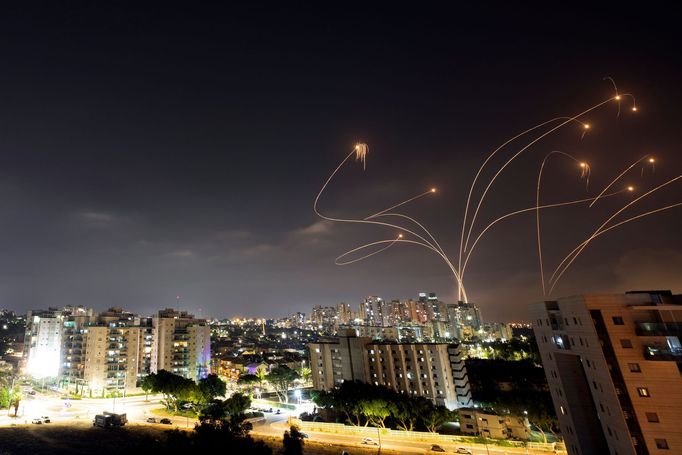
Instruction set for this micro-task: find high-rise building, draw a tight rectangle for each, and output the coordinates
[359,296,385,326]
[530,291,682,455]
[446,301,483,339]
[24,308,67,378]
[336,303,353,325]
[152,308,211,381]
[309,331,472,409]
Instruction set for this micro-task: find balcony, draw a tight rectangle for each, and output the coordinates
[636,322,682,337]
[643,343,682,361]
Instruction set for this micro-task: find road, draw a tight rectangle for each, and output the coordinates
[1,392,550,454]
[250,411,544,455]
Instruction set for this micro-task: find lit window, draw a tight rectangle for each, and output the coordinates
[637,387,650,397]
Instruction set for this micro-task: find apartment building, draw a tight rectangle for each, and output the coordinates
[152,308,211,381]
[25,306,210,394]
[530,291,682,455]
[309,331,472,409]
[458,408,531,440]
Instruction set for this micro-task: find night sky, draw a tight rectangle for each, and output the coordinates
[0,3,680,321]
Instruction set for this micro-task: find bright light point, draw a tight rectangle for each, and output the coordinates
[632,106,638,112]
[580,162,586,168]
[354,145,359,150]
[615,95,621,100]
[430,188,437,193]
[398,234,403,238]
[649,158,655,163]
[627,186,634,192]
[583,124,590,129]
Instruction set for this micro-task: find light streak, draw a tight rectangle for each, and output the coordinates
[365,189,435,220]
[313,145,468,298]
[589,155,652,207]
[546,202,682,295]
[536,151,590,296]
[548,174,682,293]
[457,116,590,300]
[460,189,628,279]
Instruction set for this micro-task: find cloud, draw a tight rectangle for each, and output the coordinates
[290,220,333,237]
[79,211,115,225]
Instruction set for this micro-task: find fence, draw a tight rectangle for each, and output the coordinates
[289,418,561,452]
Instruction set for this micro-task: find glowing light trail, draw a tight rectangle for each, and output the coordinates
[548,174,682,294]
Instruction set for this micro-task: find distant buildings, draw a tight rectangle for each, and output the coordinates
[305,292,493,342]
[309,331,472,410]
[23,306,211,396]
[530,290,682,455]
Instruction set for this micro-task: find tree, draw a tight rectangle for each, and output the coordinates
[146,370,199,412]
[140,374,156,402]
[266,365,299,403]
[297,367,312,384]
[282,425,305,455]
[359,398,393,428]
[198,374,227,403]
[393,395,418,431]
[417,399,454,433]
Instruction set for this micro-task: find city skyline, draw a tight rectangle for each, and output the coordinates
[0,4,680,321]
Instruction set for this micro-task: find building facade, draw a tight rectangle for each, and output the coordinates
[309,332,472,409]
[530,291,682,455]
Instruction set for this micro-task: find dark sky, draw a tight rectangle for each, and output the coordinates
[0,3,680,320]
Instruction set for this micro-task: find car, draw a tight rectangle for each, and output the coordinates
[159,418,172,425]
[28,390,36,395]
[146,417,157,423]
[41,416,51,423]
[429,445,446,452]
[361,437,378,446]
[275,409,281,415]
[455,448,473,455]
[31,418,42,424]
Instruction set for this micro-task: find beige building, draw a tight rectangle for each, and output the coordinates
[152,308,211,381]
[530,291,682,455]
[458,408,531,440]
[309,332,472,409]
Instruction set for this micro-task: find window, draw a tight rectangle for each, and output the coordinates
[637,387,650,397]
[612,316,625,325]
[646,412,659,423]
[620,339,633,348]
[655,439,669,450]
[628,363,641,373]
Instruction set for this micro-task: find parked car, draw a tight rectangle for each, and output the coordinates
[361,437,378,446]
[455,448,473,455]
[31,418,42,424]
[159,418,172,425]
[275,409,281,415]
[27,390,36,395]
[41,416,51,423]
[146,417,157,423]
[429,445,446,452]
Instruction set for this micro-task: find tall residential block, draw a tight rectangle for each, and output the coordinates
[530,291,682,455]
[152,308,211,381]
[309,331,472,409]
